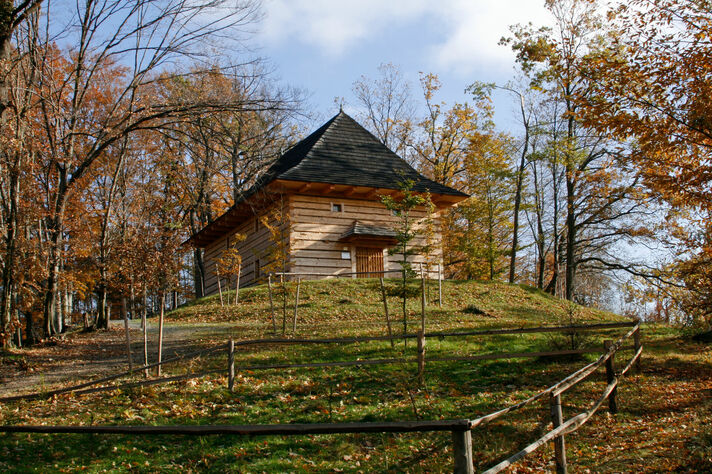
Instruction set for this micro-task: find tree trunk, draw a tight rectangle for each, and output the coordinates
[43,226,61,337]
[97,285,109,330]
[193,248,205,298]
[0,169,19,346]
[509,95,529,284]
[565,175,576,301]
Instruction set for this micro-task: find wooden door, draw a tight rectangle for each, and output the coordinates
[356,247,384,278]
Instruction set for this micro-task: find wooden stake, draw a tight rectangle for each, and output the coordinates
[121,297,133,371]
[216,264,224,307]
[438,263,442,308]
[420,265,426,334]
[235,264,241,304]
[633,325,641,373]
[550,393,567,474]
[268,274,276,332]
[452,430,474,474]
[292,277,301,332]
[228,338,235,391]
[156,293,165,377]
[281,274,287,335]
[417,331,426,385]
[380,277,395,349]
[604,340,618,414]
[142,285,148,378]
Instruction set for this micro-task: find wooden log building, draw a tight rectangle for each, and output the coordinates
[188,111,468,295]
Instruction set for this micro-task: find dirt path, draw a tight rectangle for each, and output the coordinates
[0,320,237,398]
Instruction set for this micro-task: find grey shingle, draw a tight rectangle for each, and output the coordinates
[264,111,467,196]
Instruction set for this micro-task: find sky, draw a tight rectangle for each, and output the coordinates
[253,0,553,130]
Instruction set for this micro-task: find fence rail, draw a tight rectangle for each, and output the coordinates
[481,322,641,474]
[1,321,637,403]
[1,322,642,473]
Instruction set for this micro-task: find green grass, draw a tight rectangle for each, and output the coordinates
[168,278,620,338]
[1,279,709,472]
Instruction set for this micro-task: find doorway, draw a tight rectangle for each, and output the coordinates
[356,247,384,278]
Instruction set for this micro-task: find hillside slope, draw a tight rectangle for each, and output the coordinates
[168,278,623,339]
[1,279,709,472]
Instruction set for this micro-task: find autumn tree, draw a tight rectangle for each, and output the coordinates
[381,180,432,336]
[352,63,415,159]
[260,195,292,333]
[216,234,247,305]
[579,0,712,326]
[454,132,517,280]
[0,0,291,342]
[161,67,302,298]
[504,0,656,302]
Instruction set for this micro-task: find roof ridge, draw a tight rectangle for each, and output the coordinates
[304,111,346,156]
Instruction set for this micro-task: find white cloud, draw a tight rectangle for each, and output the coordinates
[260,0,431,57]
[259,0,551,71]
[427,0,551,75]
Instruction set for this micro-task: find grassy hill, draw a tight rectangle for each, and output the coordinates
[1,278,709,473]
[167,278,622,339]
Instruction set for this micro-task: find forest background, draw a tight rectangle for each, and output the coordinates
[0,0,710,346]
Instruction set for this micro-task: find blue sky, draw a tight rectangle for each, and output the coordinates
[253,0,552,131]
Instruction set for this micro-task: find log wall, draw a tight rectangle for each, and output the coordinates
[203,200,289,295]
[289,194,443,279]
[202,193,445,295]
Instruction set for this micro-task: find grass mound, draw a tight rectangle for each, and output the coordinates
[167,278,621,340]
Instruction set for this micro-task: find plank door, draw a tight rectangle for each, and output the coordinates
[356,247,384,278]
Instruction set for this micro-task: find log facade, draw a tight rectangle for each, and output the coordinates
[190,111,467,294]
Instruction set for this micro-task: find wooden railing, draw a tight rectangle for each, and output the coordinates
[2,321,636,403]
[1,322,642,472]
[479,322,642,473]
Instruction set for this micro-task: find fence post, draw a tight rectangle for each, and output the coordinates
[633,324,641,373]
[420,264,426,333]
[216,264,224,307]
[380,277,395,349]
[550,393,567,474]
[235,264,241,305]
[438,263,442,308]
[452,429,474,474]
[292,277,301,332]
[268,275,276,332]
[228,338,235,392]
[417,331,426,385]
[604,340,618,414]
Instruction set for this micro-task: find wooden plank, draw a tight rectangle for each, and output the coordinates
[551,393,567,474]
[228,339,235,391]
[452,430,474,474]
[604,340,618,414]
[292,257,352,267]
[0,419,472,436]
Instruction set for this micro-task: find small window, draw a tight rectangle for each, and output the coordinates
[331,203,342,213]
[254,259,260,278]
[392,209,400,216]
[254,217,259,233]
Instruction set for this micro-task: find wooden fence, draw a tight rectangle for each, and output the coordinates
[2,321,636,403]
[1,322,642,472]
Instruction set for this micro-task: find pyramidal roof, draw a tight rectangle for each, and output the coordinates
[255,110,467,196]
[188,111,467,247]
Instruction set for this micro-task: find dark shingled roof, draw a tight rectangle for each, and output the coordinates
[254,110,467,196]
[188,111,467,247]
[340,221,397,241]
